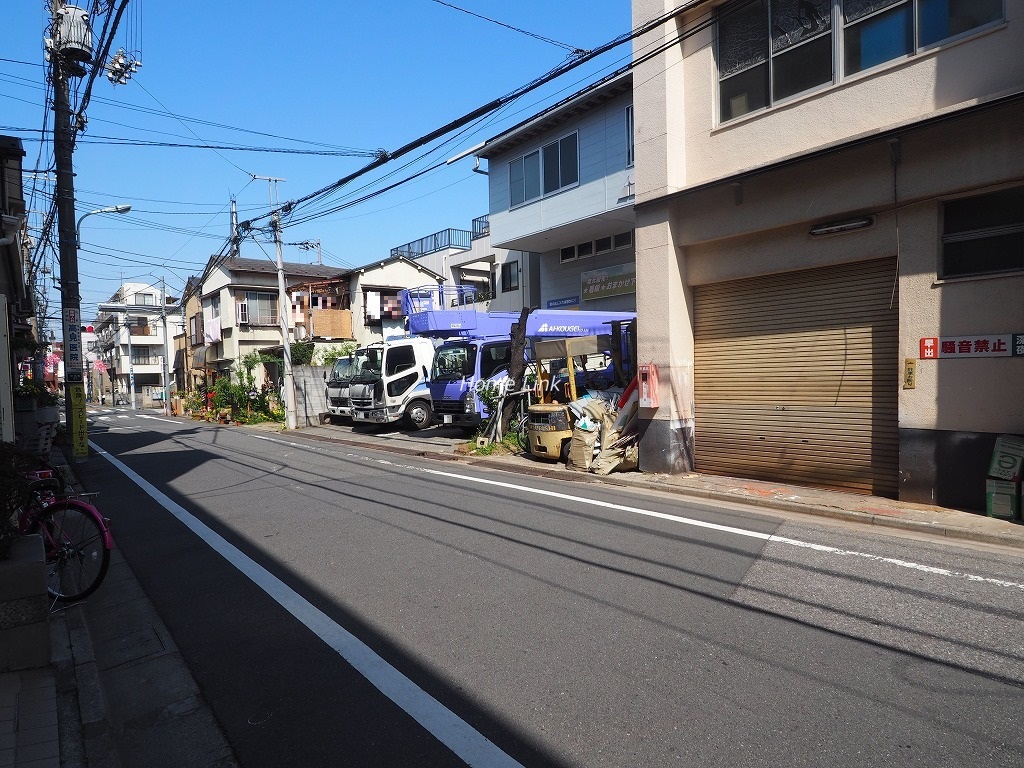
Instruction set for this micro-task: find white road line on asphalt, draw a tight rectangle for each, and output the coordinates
[136,415,180,424]
[91,441,525,768]
[249,434,1024,592]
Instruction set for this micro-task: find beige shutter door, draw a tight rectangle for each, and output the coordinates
[693,258,898,496]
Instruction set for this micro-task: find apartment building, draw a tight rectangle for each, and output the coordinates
[631,0,1024,509]
[94,282,184,407]
[475,70,638,313]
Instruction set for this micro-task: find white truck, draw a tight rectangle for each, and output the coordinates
[347,336,436,429]
[324,353,357,423]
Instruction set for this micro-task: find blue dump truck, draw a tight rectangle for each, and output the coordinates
[401,285,636,432]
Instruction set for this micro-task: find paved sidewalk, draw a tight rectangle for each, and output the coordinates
[8,420,1020,767]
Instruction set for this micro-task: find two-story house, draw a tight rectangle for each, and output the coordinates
[94,282,184,407]
[474,70,637,313]
[191,257,343,386]
[632,0,1024,509]
[291,255,446,348]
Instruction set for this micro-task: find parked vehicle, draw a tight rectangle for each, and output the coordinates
[348,337,436,429]
[324,354,356,422]
[401,285,636,433]
[431,336,514,432]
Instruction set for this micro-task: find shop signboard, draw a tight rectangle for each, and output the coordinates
[582,263,636,300]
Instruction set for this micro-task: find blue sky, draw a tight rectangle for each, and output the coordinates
[2,1,632,333]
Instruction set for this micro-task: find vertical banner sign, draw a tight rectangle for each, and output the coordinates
[68,383,88,459]
[63,307,83,382]
[903,358,917,389]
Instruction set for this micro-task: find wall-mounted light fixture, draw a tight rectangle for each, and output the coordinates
[809,216,875,237]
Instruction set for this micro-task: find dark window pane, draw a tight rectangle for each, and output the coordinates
[919,0,1002,47]
[560,133,579,187]
[720,62,769,120]
[501,261,519,292]
[560,246,576,262]
[385,346,416,376]
[718,0,769,77]
[524,151,541,201]
[614,231,633,248]
[510,158,525,207]
[772,34,832,101]
[595,236,612,252]
[543,140,561,194]
[845,4,912,74]
[577,241,593,258]
[942,233,1024,278]
[845,0,905,23]
[771,0,831,53]
[945,187,1024,234]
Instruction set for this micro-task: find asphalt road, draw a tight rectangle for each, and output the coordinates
[82,410,1024,767]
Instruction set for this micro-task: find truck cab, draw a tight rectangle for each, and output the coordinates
[324,354,358,422]
[348,337,436,429]
[430,337,513,431]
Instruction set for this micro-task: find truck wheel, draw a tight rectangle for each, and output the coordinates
[405,401,433,431]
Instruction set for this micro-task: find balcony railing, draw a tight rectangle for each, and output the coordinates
[471,215,489,240]
[451,287,493,306]
[391,228,472,259]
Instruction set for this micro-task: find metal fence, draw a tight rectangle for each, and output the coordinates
[391,228,472,258]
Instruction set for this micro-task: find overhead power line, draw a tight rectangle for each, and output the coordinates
[431,0,588,55]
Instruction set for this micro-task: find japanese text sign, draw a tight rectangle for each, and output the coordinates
[919,334,1024,359]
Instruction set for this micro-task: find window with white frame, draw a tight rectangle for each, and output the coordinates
[237,291,278,325]
[717,0,1004,123]
[941,186,1024,279]
[625,105,635,167]
[210,294,220,318]
[133,292,155,306]
[509,131,579,207]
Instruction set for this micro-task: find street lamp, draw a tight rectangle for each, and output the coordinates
[75,204,132,247]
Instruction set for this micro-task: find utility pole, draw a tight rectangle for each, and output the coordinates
[125,314,136,409]
[51,0,89,460]
[230,197,239,258]
[273,212,296,430]
[160,276,170,415]
[254,175,297,430]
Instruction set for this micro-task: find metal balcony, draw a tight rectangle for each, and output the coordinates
[391,228,472,259]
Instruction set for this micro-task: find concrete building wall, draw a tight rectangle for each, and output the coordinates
[634,0,1024,197]
[631,0,1024,507]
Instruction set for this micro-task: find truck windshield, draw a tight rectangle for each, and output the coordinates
[351,348,383,381]
[329,358,355,381]
[432,343,476,381]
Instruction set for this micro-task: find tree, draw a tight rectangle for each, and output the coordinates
[499,307,534,435]
[290,341,316,366]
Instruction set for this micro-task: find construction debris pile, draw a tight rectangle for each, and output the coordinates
[565,376,640,475]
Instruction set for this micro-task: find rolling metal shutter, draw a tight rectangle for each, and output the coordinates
[693,258,898,496]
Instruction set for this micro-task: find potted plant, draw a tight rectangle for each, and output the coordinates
[12,381,42,412]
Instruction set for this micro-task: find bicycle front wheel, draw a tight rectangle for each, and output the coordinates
[32,502,110,602]
[512,416,531,454]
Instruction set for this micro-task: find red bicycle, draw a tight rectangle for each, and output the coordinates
[15,461,113,603]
